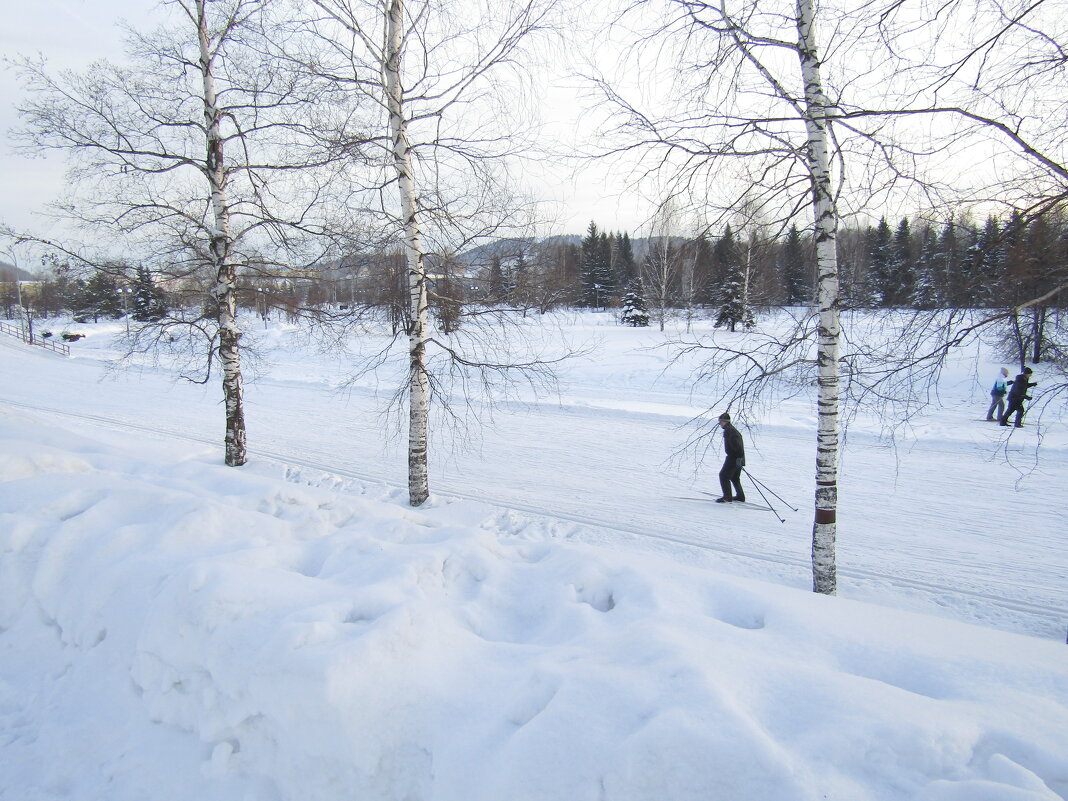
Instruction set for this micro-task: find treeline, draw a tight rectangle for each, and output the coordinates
[556,210,1068,316]
[838,211,1068,311]
[2,262,167,323]
[7,209,1067,331]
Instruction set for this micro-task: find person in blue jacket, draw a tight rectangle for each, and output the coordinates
[1000,367,1037,427]
[716,413,746,503]
[985,366,1010,421]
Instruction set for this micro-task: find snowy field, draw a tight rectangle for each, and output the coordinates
[1,310,1067,800]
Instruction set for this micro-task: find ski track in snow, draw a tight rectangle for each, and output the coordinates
[1,397,1064,640]
[1,326,1065,640]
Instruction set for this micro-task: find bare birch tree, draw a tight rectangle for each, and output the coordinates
[596,0,1067,594]
[795,0,840,593]
[382,0,434,505]
[642,202,684,331]
[13,0,348,466]
[293,0,563,506]
[594,0,847,592]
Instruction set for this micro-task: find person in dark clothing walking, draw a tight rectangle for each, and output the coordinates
[1000,367,1037,427]
[716,413,745,503]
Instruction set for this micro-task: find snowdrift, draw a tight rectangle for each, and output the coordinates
[2,408,1067,801]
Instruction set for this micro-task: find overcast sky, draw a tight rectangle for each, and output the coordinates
[1,1,148,239]
[1,0,654,259]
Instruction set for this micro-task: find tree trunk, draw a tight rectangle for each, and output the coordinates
[1031,306,1045,363]
[1010,310,1026,369]
[797,0,839,595]
[197,0,246,467]
[386,0,431,506]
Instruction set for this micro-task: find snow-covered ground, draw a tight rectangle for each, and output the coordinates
[2,311,1067,800]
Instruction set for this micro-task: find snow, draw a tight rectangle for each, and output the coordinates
[1,311,1067,800]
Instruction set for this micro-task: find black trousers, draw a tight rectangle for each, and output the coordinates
[719,458,744,500]
[1000,398,1026,426]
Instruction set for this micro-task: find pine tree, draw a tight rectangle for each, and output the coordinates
[597,232,617,302]
[868,218,893,306]
[780,223,809,305]
[511,250,529,306]
[1002,210,1027,305]
[952,220,978,306]
[619,283,650,327]
[580,221,611,308]
[72,270,124,322]
[714,225,753,331]
[487,255,505,302]
[887,217,915,306]
[132,266,167,322]
[970,216,1004,307]
[937,220,961,306]
[911,226,940,309]
[616,233,637,289]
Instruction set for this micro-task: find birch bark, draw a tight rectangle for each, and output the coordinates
[197,0,247,467]
[796,0,839,594]
[384,0,431,506]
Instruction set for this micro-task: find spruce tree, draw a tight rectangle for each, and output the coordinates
[132,266,167,322]
[781,223,809,305]
[487,255,505,302]
[911,226,940,309]
[598,232,616,302]
[938,220,961,306]
[887,217,915,306]
[868,218,893,306]
[511,250,528,306]
[619,283,650,327]
[616,233,637,289]
[580,221,610,308]
[971,216,1004,307]
[73,270,124,322]
[714,225,753,331]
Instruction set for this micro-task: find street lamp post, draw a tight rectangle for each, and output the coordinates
[257,287,268,328]
[7,247,32,343]
[4,244,24,327]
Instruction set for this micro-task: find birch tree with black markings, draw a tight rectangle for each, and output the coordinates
[297,0,565,506]
[595,0,847,592]
[13,0,348,467]
[595,0,1068,594]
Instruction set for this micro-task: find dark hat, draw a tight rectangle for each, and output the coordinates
[718,413,731,421]
[1023,367,1033,374]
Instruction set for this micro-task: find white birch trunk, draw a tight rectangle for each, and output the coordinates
[743,237,752,319]
[649,237,670,332]
[197,0,247,467]
[796,0,839,594]
[385,0,431,506]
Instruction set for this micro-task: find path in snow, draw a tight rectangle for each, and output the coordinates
[1,332,1064,639]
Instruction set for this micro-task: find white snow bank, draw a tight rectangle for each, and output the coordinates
[1,408,1067,801]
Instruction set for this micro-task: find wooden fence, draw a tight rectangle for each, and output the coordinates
[0,320,71,357]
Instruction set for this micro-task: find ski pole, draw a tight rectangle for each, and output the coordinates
[743,470,799,512]
[750,474,797,511]
[747,477,786,524]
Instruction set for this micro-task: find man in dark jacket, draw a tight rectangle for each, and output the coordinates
[1000,367,1037,427]
[716,413,745,503]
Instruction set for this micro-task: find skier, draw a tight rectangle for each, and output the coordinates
[985,367,1010,421]
[715,413,745,503]
[999,367,1037,428]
